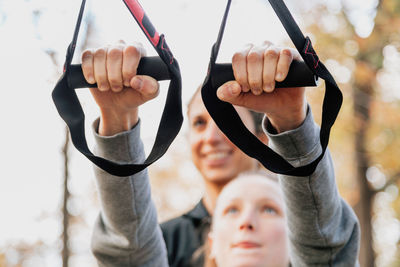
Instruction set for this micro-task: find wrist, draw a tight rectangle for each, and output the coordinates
[98,108,139,136]
[267,102,307,133]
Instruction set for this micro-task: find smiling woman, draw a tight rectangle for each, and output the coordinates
[187,88,262,193]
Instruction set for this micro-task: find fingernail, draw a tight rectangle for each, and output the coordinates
[275,72,283,81]
[264,84,273,92]
[252,87,262,95]
[88,75,95,84]
[217,90,225,100]
[230,84,240,95]
[113,86,123,92]
[131,77,143,90]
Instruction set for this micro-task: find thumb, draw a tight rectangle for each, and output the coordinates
[130,75,160,102]
[216,81,243,105]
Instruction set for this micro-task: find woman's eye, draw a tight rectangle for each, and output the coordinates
[262,206,277,215]
[192,118,206,128]
[226,207,239,215]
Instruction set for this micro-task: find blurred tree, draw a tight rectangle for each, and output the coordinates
[298,0,400,266]
[61,126,71,267]
[36,2,95,266]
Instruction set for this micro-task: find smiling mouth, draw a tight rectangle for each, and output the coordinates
[206,151,230,161]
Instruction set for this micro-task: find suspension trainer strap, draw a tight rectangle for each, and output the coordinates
[52,0,182,177]
[201,0,343,176]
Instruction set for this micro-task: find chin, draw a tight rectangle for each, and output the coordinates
[204,170,236,185]
[225,258,265,267]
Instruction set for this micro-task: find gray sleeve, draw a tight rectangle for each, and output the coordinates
[90,118,168,267]
[264,108,360,267]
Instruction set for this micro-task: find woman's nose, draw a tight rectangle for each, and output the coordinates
[239,211,256,231]
[204,121,225,143]
[239,222,254,231]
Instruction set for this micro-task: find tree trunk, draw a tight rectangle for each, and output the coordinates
[62,126,70,267]
[353,84,375,267]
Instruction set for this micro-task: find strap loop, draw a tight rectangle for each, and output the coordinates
[52,0,183,177]
[201,0,343,176]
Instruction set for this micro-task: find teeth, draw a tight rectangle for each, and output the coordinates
[207,152,228,160]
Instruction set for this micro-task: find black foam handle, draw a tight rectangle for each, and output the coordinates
[69,56,317,89]
[212,60,318,88]
[68,56,171,88]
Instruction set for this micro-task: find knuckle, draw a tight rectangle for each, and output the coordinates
[281,48,292,58]
[94,48,107,59]
[232,52,246,65]
[125,45,141,58]
[247,51,262,63]
[81,49,93,61]
[108,47,123,60]
[264,48,279,59]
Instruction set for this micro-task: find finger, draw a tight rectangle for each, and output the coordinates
[130,75,160,102]
[122,44,145,87]
[81,49,95,84]
[216,81,242,104]
[275,48,294,82]
[106,45,124,92]
[247,45,264,95]
[262,46,280,93]
[232,44,252,93]
[93,47,110,92]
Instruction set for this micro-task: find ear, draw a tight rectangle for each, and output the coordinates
[208,231,216,260]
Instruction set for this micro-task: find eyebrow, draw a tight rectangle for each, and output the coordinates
[223,196,282,206]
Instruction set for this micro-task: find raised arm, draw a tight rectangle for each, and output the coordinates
[265,109,360,266]
[83,42,168,266]
[217,41,360,265]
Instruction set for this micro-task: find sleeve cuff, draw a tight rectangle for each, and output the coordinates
[92,118,145,164]
[262,106,322,166]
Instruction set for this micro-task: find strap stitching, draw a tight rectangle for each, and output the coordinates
[304,39,319,69]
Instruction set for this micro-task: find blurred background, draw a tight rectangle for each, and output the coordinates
[0,0,399,266]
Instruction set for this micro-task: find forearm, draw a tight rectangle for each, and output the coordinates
[264,107,360,266]
[98,108,139,136]
[91,118,168,267]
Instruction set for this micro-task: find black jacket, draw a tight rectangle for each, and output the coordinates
[161,201,211,267]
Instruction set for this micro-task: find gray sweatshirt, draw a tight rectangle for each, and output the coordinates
[90,110,360,267]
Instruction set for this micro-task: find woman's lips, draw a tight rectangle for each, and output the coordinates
[232,241,262,249]
[203,151,231,166]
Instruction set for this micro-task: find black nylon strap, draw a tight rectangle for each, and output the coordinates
[52,0,182,177]
[201,0,343,176]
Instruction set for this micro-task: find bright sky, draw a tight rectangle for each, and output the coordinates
[0,0,395,266]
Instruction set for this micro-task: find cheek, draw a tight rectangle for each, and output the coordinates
[263,219,287,242]
[261,219,289,261]
[212,221,235,252]
[189,135,200,164]
[234,149,255,171]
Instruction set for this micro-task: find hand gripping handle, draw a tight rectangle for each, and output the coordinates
[68,56,317,89]
[212,59,318,88]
